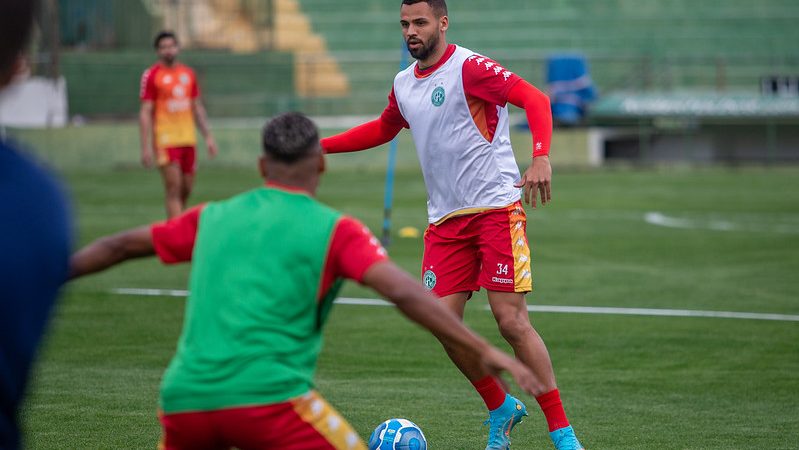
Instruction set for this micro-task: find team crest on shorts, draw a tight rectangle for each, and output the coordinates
[431,86,445,107]
[423,270,437,290]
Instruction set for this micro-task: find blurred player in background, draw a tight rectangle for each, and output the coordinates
[321,1,584,449]
[70,112,539,450]
[0,1,73,448]
[139,31,218,218]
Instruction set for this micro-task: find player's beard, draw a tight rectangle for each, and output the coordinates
[407,33,439,61]
[160,54,176,66]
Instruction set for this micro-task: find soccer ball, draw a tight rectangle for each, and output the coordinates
[368,418,427,450]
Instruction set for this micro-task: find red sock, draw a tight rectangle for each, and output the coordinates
[471,376,506,411]
[536,388,570,432]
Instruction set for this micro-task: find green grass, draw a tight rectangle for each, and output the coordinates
[10,123,799,449]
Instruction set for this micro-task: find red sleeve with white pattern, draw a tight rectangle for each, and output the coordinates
[462,55,552,156]
[461,54,522,105]
[140,65,158,101]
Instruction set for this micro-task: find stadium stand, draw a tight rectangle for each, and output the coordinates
[298,0,799,92]
[43,0,799,130]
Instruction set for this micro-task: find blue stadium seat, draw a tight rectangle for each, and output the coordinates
[546,54,597,124]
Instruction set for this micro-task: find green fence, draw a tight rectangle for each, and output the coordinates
[63,50,294,118]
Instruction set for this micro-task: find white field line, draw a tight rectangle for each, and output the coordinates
[521,305,799,322]
[561,209,799,234]
[644,211,799,234]
[109,288,799,322]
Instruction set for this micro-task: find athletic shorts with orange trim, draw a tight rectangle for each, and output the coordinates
[156,146,196,175]
[421,201,533,297]
[157,391,366,450]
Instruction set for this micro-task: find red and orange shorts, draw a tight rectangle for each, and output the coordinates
[158,391,366,450]
[157,146,196,175]
[422,201,533,297]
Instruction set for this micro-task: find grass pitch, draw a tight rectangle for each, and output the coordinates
[9,122,799,449]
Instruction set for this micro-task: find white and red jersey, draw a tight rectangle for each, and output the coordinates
[385,44,524,224]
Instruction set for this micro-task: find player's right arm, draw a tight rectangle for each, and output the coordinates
[320,88,407,154]
[69,205,203,279]
[70,226,154,279]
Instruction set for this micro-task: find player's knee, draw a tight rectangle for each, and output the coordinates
[496,315,533,344]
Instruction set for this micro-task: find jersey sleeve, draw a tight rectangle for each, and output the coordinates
[150,205,205,264]
[461,54,522,105]
[140,67,157,101]
[320,117,403,154]
[328,216,388,282]
[507,80,553,157]
[380,88,410,129]
[189,68,200,99]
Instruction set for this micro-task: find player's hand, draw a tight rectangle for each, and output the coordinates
[479,347,537,396]
[140,148,153,168]
[206,136,218,159]
[515,155,552,208]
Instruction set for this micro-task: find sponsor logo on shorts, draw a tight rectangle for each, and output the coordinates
[423,270,437,290]
[491,277,514,284]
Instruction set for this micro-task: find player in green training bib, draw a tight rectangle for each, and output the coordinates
[70,113,538,450]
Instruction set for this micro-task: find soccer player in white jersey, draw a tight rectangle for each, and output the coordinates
[321,1,585,450]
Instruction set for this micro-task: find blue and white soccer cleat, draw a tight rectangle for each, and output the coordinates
[549,425,584,450]
[483,394,528,450]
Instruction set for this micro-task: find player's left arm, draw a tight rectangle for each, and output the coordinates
[462,56,553,207]
[508,80,553,208]
[190,74,217,159]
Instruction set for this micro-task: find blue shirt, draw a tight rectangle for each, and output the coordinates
[0,140,72,449]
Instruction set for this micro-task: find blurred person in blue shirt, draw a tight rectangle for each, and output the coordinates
[0,1,73,448]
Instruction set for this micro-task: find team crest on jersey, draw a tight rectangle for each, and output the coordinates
[431,86,445,107]
[423,270,437,290]
[172,85,186,98]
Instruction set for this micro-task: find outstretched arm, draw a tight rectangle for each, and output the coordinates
[362,261,537,395]
[320,117,403,154]
[70,205,203,279]
[70,226,154,279]
[321,88,407,154]
[508,80,553,208]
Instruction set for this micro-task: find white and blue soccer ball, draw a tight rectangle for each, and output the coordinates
[368,418,427,450]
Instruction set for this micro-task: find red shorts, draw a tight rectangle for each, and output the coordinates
[157,146,196,175]
[158,391,366,450]
[422,202,533,297]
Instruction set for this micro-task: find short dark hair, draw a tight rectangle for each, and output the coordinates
[261,112,321,164]
[0,0,37,78]
[153,31,178,49]
[401,0,447,17]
